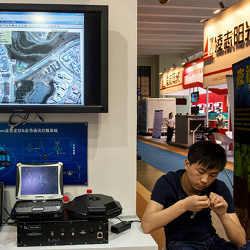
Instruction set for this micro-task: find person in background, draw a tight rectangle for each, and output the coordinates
[141,141,249,250]
[166,112,175,144]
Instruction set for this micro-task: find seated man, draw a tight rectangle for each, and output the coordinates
[141,141,249,250]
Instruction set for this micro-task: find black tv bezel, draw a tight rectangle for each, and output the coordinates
[0,3,108,113]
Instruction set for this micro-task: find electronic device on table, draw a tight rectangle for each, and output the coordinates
[0,3,108,113]
[17,216,108,246]
[65,194,122,220]
[12,162,64,221]
[16,194,122,247]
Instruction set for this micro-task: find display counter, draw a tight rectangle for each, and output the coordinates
[0,220,157,250]
[174,114,207,147]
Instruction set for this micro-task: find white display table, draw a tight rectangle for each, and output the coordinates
[0,220,157,250]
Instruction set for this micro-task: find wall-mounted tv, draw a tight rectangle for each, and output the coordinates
[191,91,199,103]
[0,4,108,113]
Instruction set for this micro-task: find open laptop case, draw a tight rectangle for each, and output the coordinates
[12,162,64,221]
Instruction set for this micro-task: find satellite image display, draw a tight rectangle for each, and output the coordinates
[0,12,84,105]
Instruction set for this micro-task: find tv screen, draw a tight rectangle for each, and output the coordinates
[189,119,205,131]
[0,4,108,113]
[191,91,199,103]
[191,106,199,115]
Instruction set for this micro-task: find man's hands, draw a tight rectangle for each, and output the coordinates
[183,192,228,216]
[183,195,210,212]
[209,192,228,216]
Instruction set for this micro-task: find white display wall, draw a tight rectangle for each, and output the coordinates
[0,0,137,216]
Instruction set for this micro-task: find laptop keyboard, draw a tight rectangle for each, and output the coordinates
[15,200,63,213]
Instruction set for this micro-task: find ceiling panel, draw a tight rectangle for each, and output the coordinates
[137,0,240,57]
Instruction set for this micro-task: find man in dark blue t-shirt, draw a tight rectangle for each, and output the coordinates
[141,141,249,250]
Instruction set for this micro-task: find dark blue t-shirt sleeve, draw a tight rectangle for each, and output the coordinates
[151,175,171,208]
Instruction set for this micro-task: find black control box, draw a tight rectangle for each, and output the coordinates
[65,194,122,219]
[111,221,131,234]
[17,218,108,247]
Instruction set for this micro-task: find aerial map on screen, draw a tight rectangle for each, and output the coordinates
[0,12,84,105]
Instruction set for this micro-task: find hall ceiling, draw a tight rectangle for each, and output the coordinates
[137,0,240,58]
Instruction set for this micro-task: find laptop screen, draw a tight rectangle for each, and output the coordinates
[16,162,63,200]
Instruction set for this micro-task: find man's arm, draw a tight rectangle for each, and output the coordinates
[209,192,246,248]
[141,195,210,234]
[219,213,246,248]
[141,199,186,233]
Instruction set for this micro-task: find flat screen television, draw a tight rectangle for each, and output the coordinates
[191,91,199,103]
[0,4,108,113]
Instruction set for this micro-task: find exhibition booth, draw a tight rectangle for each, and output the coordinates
[141,0,250,152]
[138,56,233,152]
[138,0,250,240]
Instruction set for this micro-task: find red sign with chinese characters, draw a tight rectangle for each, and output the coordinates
[160,67,184,90]
[183,58,204,89]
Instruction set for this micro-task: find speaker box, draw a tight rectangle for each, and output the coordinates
[0,182,4,226]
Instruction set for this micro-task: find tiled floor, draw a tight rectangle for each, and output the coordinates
[139,135,234,163]
[137,137,187,192]
[138,136,234,173]
[137,159,164,192]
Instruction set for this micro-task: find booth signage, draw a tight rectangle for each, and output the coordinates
[183,59,203,89]
[203,0,250,86]
[204,21,250,61]
[160,67,183,90]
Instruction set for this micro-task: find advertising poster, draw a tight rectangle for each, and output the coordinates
[232,56,250,236]
[0,123,88,185]
[152,110,163,139]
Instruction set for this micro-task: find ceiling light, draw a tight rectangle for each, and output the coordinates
[213,8,222,14]
[200,18,208,23]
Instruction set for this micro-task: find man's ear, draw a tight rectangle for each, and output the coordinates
[184,159,189,170]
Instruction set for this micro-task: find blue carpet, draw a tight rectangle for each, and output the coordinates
[137,140,233,195]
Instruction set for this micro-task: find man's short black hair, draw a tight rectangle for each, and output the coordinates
[188,141,227,171]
